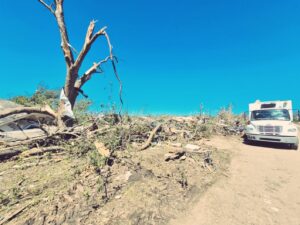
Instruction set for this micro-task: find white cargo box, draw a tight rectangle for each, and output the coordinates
[249,100,293,121]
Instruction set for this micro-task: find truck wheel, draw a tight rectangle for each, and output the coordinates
[244,137,252,145]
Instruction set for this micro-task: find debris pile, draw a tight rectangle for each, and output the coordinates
[0,100,236,224]
[0,100,244,162]
[216,119,245,136]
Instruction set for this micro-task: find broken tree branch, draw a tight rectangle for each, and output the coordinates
[0,146,65,162]
[74,28,123,114]
[21,146,65,157]
[103,31,113,59]
[75,56,110,89]
[139,124,162,151]
[73,23,115,90]
[73,20,107,71]
[0,106,57,120]
[0,203,32,225]
[111,56,123,116]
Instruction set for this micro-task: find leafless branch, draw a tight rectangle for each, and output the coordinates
[91,26,107,43]
[75,56,111,89]
[103,31,113,59]
[73,20,107,71]
[67,43,78,54]
[73,22,115,89]
[111,57,123,115]
[75,27,123,114]
[38,0,55,14]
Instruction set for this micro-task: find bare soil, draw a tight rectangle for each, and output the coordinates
[171,135,300,225]
[0,138,230,225]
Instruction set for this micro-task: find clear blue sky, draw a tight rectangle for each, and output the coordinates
[0,0,299,115]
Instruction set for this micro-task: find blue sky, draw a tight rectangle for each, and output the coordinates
[0,0,299,115]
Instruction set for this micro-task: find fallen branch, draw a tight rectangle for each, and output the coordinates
[0,148,22,161]
[165,148,211,162]
[1,128,78,147]
[12,159,63,170]
[0,129,49,142]
[0,105,57,120]
[138,123,162,151]
[165,151,185,161]
[2,135,49,147]
[0,203,32,225]
[0,146,65,162]
[21,146,65,157]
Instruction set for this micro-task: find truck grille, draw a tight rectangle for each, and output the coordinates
[257,125,282,134]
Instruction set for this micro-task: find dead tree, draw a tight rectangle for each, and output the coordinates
[38,0,121,125]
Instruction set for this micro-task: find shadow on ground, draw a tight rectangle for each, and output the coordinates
[243,141,296,151]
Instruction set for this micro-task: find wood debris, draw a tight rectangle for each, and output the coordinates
[94,141,110,157]
[138,123,162,151]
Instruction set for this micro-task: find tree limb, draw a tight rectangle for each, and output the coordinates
[38,0,74,68]
[75,56,110,89]
[73,20,107,71]
[103,30,113,59]
[38,0,55,14]
[74,26,115,89]
[0,106,57,120]
[21,146,65,157]
[54,2,75,67]
[0,146,65,162]
[0,203,32,224]
[139,124,162,151]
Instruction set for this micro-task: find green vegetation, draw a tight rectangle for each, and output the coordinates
[10,85,94,124]
[11,85,59,109]
[88,150,107,170]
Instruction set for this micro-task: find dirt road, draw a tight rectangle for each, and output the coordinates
[171,136,300,225]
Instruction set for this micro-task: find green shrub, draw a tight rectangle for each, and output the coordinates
[73,99,93,124]
[11,85,59,109]
[88,150,107,169]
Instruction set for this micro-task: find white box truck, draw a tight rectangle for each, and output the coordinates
[245,100,299,149]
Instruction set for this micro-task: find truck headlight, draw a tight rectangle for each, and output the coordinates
[246,125,255,132]
[288,128,297,132]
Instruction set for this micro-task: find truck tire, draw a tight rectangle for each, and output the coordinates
[244,136,253,145]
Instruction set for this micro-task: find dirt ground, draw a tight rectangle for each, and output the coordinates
[0,137,230,225]
[3,121,299,225]
[171,135,300,225]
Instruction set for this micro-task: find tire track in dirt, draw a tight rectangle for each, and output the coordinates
[171,135,300,225]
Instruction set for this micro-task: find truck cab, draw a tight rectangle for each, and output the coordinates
[245,100,299,149]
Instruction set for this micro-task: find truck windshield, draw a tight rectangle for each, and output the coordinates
[251,109,290,121]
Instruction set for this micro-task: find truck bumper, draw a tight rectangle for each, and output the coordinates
[246,134,299,145]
